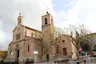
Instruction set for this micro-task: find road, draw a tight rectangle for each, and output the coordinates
[34,56,96,64]
[85,57,96,64]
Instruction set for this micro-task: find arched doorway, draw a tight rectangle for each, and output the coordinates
[46,54,49,61]
[63,48,67,55]
[17,50,20,59]
[16,44,20,60]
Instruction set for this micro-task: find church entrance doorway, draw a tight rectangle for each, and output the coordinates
[46,54,49,61]
[63,48,67,55]
[16,50,20,59]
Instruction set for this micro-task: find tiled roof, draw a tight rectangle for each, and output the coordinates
[21,25,42,33]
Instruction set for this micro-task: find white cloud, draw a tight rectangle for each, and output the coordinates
[1,0,96,50]
[64,0,77,7]
[55,0,96,32]
[69,0,96,32]
[0,0,54,50]
[0,20,11,50]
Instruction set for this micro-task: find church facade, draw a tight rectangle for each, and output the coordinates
[6,12,77,62]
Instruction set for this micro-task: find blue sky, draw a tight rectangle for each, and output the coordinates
[53,0,75,12]
[52,0,96,32]
[0,0,96,50]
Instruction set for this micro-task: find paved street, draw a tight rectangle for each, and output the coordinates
[34,56,96,64]
[69,56,96,64]
[85,57,96,64]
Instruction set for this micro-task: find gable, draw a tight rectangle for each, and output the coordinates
[13,25,25,36]
[56,34,77,47]
[13,26,17,32]
[13,25,24,32]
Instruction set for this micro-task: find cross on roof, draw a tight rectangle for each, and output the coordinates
[19,13,21,16]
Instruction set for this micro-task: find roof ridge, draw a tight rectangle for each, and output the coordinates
[21,25,41,33]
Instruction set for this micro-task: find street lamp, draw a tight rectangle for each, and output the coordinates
[33,50,38,62]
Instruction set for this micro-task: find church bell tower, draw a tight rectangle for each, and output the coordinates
[42,11,55,49]
[42,11,55,32]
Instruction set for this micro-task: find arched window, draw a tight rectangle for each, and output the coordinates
[57,44,59,54]
[31,32,33,37]
[51,19,53,25]
[28,45,30,52]
[62,40,65,43]
[10,49,12,55]
[25,31,27,36]
[63,48,67,55]
[45,18,47,24]
[16,44,19,48]
[16,33,20,40]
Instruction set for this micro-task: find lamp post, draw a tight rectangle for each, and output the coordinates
[33,50,38,62]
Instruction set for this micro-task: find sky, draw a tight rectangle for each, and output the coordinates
[0,0,96,50]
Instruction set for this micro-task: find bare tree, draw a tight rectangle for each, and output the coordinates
[33,24,93,60]
[63,24,92,59]
[32,27,63,61]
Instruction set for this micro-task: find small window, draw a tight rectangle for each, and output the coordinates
[45,18,47,24]
[57,45,59,54]
[51,19,53,25]
[62,40,65,43]
[31,32,33,37]
[10,49,12,55]
[25,31,27,36]
[28,45,30,52]
[16,34,20,40]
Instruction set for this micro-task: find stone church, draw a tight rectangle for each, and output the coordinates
[6,12,77,62]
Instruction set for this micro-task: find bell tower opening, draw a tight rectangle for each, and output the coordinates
[45,18,48,24]
[42,11,54,31]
